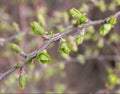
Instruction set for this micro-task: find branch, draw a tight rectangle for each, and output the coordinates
[0,11,120,81]
[0,28,29,46]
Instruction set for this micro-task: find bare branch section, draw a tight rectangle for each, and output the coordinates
[0,11,120,81]
[0,28,29,46]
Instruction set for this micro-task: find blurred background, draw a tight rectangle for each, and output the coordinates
[0,0,120,93]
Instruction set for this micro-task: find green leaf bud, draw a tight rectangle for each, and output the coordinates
[30,21,45,35]
[19,72,26,89]
[59,40,71,54]
[76,33,84,45]
[16,62,22,68]
[77,15,87,25]
[107,17,117,25]
[69,8,82,19]
[9,43,22,54]
[37,51,51,64]
[99,24,112,36]
[69,8,87,25]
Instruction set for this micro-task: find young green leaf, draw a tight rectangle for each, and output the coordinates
[37,51,51,64]
[59,40,71,54]
[69,8,82,19]
[107,17,117,25]
[69,8,87,25]
[99,24,112,36]
[30,21,45,35]
[9,43,22,54]
[76,34,84,45]
[77,15,87,25]
[19,72,26,89]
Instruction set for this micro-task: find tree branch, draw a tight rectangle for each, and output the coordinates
[0,11,120,81]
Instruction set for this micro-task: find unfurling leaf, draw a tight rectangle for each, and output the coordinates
[37,51,51,64]
[19,72,26,89]
[107,17,117,25]
[59,40,71,54]
[30,21,45,35]
[69,8,87,25]
[76,34,84,45]
[9,43,22,54]
[77,15,87,25]
[99,24,112,36]
[69,8,82,19]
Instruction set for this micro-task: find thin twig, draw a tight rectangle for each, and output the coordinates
[0,28,29,46]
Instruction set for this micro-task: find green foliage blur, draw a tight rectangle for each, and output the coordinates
[0,0,120,93]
